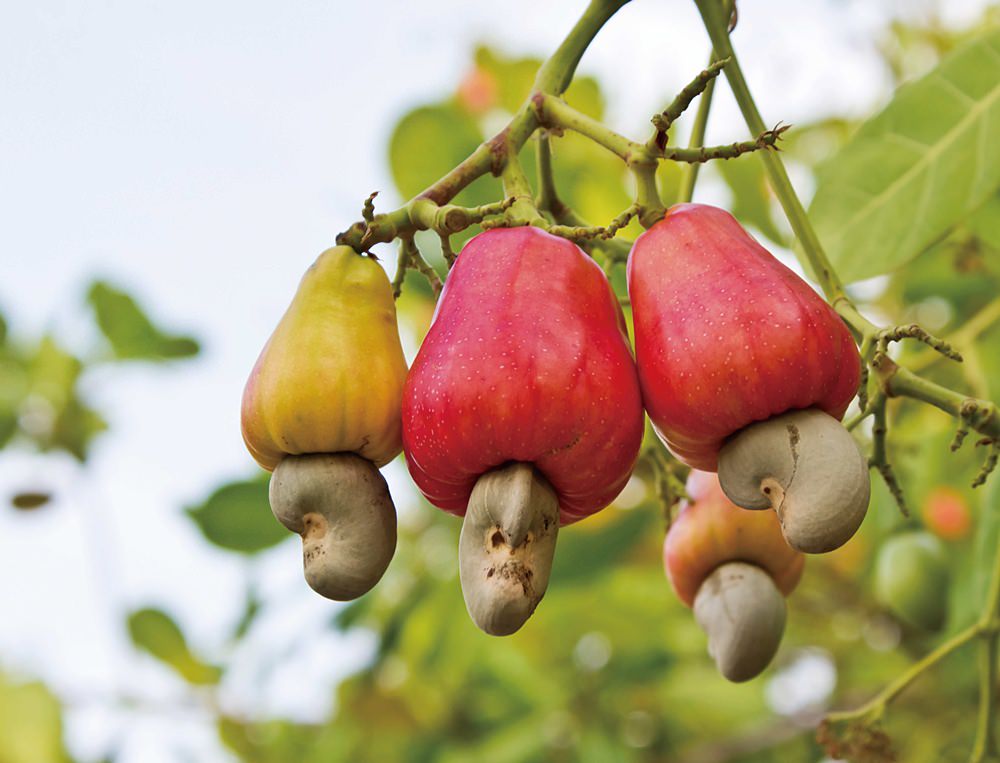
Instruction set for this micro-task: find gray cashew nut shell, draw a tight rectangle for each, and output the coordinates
[717,408,870,554]
[693,561,786,683]
[459,462,560,637]
[269,453,397,601]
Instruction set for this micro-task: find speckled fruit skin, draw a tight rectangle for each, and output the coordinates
[627,203,861,471]
[402,226,644,525]
[664,470,804,607]
[241,246,408,471]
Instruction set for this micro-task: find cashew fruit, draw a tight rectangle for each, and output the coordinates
[241,246,408,600]
[664,470,804,607]
[402,226,644,633]
[664,471,804,682]
[874,530,950,631]
[628,204,868,553]
[242,246,408,471]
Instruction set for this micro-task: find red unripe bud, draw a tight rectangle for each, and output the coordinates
[664,471,804,607]
[923,486,972,541]
[627,203,861,471]
[402,226,645,524]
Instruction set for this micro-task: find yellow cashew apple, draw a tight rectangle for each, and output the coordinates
[241,245,408,601]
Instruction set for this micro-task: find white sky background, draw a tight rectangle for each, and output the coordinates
[0,1,991,761]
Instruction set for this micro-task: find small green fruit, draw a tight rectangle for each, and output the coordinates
[874,531,949,631]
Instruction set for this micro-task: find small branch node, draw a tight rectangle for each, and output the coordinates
[361,191,379,223]
[876,323,963,363]
[650,58,731,151]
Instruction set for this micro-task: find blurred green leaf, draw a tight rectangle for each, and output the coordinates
[127,607,222,685]
[967,193,1000,252]
[86,280,200,361]
[716,153,786,246]
[231,587,263,642]
[10,491,52,511]
[186,475,287,554]
[25,337,107,460]
[551,508,655,587]
[388,103,496,206]
[332,596,372,632]
[474,46,603,119]
[810,29,1000,282]
[0,674,71,763]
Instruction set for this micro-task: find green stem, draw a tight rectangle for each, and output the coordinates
[535,133,559,214]
[663,126,786,163]
[501,150,546,228]
[677,54,718,203]
[534,0,632,95]
[692,0,848,305]
[632,160,666,227]
[878,363,1000,441]
[339,0,634,254]
[971,633,999,762]
[826,625,981,724]
[534,94,644,160]
[972,514,1000,760]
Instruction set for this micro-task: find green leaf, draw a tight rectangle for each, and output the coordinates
[968,193,1000,252]
[388,103,495,206]
[186,475,287,554]
[0,673,72,763]
[10,491,52,511]
[474,46,603,119]
[86,280,200,361]
[22,337,107,460]
[550,508,655,587]
[716,153,786,246]
[127,608,222,685]
[231,587,263,641]
[809,29,1000,282]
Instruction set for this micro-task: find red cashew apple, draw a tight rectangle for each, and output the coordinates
[664,470,804,682]
[402,226,644,635]
[628,203,869,554]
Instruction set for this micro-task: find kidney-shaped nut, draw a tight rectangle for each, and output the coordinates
[717,408,870,554]
[459,462,560,637]
[269,452,397,601]
[693,561,787,683]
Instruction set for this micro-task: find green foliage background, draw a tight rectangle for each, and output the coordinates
[3,6,1000,763]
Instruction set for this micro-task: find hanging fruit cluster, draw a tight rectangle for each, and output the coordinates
[235,0,1000,698]
[237,1,1000,755]
[240,199,875,680]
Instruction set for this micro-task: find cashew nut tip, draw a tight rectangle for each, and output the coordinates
[693,562,786,683]
[269,453,397,601]
[717,408,870,554]
[459,462,560,636]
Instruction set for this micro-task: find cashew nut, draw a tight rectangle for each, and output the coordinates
[693,561,786,682]
[717,408,870,553]
[269,453,396,601]
[459,462,560,636]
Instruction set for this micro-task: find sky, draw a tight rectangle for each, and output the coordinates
[0,1,991,761]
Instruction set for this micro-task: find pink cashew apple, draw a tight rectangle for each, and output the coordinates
[403,226,644,635]
[629,204,869,553]
[664,470,805,682]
